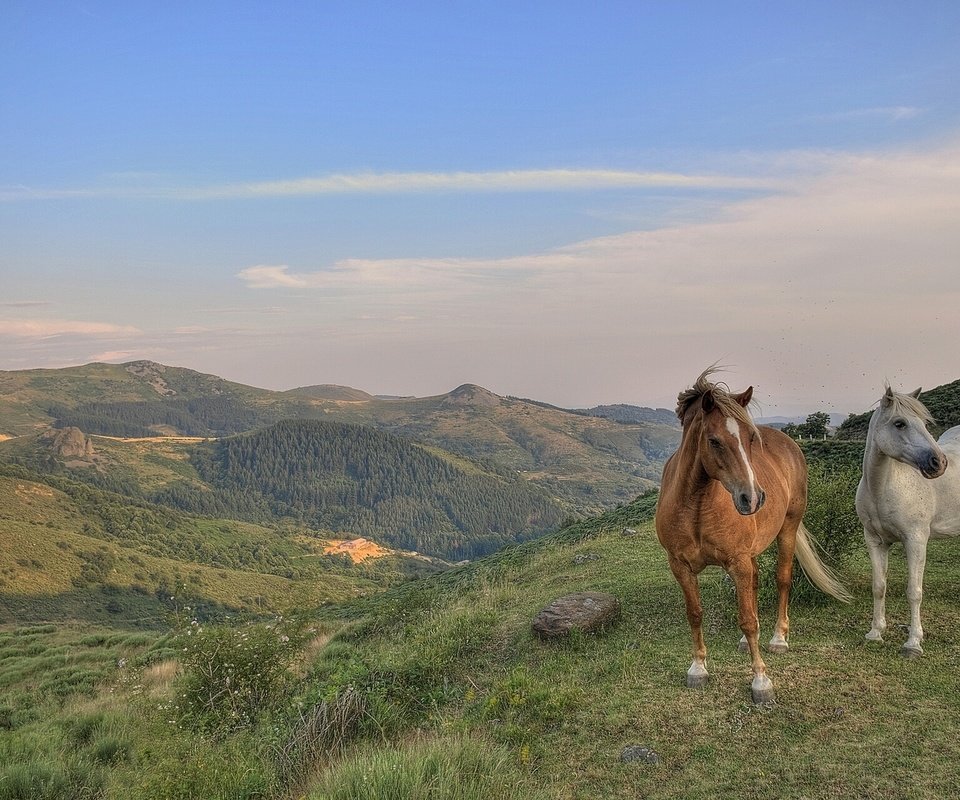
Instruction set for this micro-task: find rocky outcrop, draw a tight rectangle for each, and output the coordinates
[41,427,94,458]
[532,591,621,638]
[125,360,177,396]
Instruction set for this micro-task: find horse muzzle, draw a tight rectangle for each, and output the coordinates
[919,450,948,479]
[733,487,765,515]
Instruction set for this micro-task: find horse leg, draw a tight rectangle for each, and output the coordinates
[770,523,799,653]
[901,535,929,658]
[729,557,774,704]
[864,528,891,643]
[669,559,708,688]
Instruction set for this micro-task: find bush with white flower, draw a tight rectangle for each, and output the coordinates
[174,615,306,733]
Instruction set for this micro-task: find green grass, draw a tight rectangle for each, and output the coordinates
[2,491,959,798]
[305,494,960,799]
[306,734,548,800]
[0,471,412,628]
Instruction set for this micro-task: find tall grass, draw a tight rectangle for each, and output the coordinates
[306,734,547,800]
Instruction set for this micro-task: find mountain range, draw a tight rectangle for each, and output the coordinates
[0,360,680,515]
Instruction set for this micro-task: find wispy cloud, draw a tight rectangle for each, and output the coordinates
[0,319,140,338]
[0,300,53,308]
[189,169,785,200]
[88,350,138,362]
[1,168,787,202]
[813,106,923,122]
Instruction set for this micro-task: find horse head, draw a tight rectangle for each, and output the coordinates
[692,382,766,515]
[872,386,947,479]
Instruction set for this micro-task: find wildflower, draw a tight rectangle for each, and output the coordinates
[519,743,531,765]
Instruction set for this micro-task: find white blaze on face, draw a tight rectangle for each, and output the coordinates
[725,415,758,496]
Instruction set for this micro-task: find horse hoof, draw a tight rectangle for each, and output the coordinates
[865,630,884,643]
[751,674,775,705]
[687,673,709,689]
[767,638,789,654]
[900,645,923,659]
[751,683,775,705]
[738,636,749,652]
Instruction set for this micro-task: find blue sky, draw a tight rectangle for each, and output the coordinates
[3,2,960,414]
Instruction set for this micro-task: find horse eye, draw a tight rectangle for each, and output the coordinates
[708,438,722,450]
[893,419,906,430]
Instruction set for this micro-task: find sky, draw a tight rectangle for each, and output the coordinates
[2,2,960,416]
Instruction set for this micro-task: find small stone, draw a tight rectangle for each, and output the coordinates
[532,591,621,638]
[620,745,660,764]
[572,552,601,565]
[622,527,638,537]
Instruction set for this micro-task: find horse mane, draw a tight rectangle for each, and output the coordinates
[676,367,760,437]
[882,385,934,425]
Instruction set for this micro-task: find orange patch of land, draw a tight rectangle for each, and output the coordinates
[93,435,209,442]
[322,537,391,563]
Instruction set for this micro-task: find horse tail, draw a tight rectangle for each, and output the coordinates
[794,522,852,603]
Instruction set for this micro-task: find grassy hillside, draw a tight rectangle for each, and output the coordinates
[295,495,960,799]
[0,468,438,629]
[3,491,958,798]
[0,361,280,435]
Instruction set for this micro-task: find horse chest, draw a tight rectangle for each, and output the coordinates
[858,466,938,539]
[658,501,763,568]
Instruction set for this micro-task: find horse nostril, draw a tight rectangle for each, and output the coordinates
[757,489,766,509]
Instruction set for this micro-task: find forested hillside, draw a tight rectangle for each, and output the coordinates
[47,396,280,438]
[180,420,565,560]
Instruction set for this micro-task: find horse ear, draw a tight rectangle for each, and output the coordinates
[735,386,753,407]
[911,387,922,398]
[882,386,894,406]
[701,391,716,414]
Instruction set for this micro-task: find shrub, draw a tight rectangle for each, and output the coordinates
[272,686,369,794]
[175,616,306,733]
[754,461,863,607]
[803,461,863,567]
[91,735,132,765]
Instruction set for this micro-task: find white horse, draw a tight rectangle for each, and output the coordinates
[856,386,960,656]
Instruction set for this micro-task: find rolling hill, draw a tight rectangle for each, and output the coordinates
[0,469,348,627]
[0,360,680,512]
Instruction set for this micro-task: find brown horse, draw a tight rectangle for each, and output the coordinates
[655,369,850,703]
